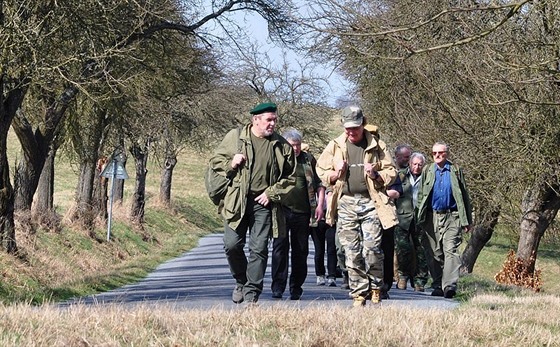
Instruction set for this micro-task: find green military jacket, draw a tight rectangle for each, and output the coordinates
[209,124,296,237]
[416,160,473,229]
[395,168,415,230]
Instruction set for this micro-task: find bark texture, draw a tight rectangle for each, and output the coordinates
[461,206,500,273]
[130,142,149,224]
[517,183,560,273]
[159,155,177,206]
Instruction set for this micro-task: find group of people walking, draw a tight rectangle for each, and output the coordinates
[209,102,472,307]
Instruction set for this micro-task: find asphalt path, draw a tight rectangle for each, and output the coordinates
[61,233,459,310]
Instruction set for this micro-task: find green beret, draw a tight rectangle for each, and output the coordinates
[250,102,277,115]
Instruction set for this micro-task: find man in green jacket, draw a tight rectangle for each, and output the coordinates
[393,152,429,292]
[416,142,473,298]
[209,102,296,305]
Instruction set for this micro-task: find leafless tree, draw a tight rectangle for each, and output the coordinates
[299,0,560,277]
[0,0,295,250]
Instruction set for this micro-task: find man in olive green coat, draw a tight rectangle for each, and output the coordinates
[209,102,296,304]
[393,152,429,291]
[416,142,473,298]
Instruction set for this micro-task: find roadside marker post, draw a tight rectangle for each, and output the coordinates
[100,150,129,241]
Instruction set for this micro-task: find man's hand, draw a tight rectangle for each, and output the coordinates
[254,192,270,207]
[330,160,347,183]
[387,189,400,200]
[364,162,380,180]
[315,207,325,222]
[231,153,246,169]
[463,225,473,233]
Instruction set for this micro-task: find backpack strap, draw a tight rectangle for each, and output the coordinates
[237,126,243,154]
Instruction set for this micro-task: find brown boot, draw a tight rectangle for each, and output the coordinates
[397,277,408,290]
[370,288,381,304]
[352,296,366,307]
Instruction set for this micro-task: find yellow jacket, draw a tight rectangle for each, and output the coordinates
[316,130,398,229]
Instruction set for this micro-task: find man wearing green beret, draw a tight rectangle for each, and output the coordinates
[209,102,297,305]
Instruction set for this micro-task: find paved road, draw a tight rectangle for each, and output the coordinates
[61,233,459,310]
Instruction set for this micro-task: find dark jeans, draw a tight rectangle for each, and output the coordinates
[310,220,338,278]
[223,200,271,302]
[271,209,310,295]
[381,227,395,292]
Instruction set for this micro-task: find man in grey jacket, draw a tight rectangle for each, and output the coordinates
[416,142,473,298]
[209,102,296,305]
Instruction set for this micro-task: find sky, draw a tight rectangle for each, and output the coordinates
[241,13,351,106]
[200,2,352,107]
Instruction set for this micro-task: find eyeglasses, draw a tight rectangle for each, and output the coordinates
[432,151,447,155]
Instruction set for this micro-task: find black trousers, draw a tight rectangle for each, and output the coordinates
[271,209,310,295]
[381,227,395,291]
[310,220,338,278]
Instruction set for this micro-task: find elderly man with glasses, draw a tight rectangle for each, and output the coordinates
[416,142,473,298]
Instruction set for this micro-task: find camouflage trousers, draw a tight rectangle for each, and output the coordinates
[394,223,429,287]
[337,194,384,298]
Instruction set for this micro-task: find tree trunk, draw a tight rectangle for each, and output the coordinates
[113,138,126,204]
[159,155,177,206]
[517,183,560,273]
[12,86,78,212]
[113,178,125,204]
[13,145,44,211]
[461,206,500,273]
[0,77,27,253]
[33,148,56,214]
[130,142,148,224]
[67,105,109,228]
[70,159,97,228]
[93,157,109,221]
[0,139,17,254]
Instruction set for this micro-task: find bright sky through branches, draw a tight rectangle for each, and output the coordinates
[200,1,351,107]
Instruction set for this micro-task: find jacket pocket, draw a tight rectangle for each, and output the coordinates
[223,185,241,221]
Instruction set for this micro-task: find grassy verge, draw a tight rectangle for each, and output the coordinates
[0,134,221,304]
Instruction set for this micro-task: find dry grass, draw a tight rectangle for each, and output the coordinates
[0,293,558,346]
[3,130,217,303]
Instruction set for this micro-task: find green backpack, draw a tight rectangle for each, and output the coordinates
[205,128,242,205]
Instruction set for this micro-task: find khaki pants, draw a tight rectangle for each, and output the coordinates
[423,210,462,291]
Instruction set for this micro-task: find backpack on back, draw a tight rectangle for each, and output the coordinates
[205,128,242,205]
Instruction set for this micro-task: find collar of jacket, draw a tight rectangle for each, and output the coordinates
[428,159,455,173]
[333,129,379,152]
